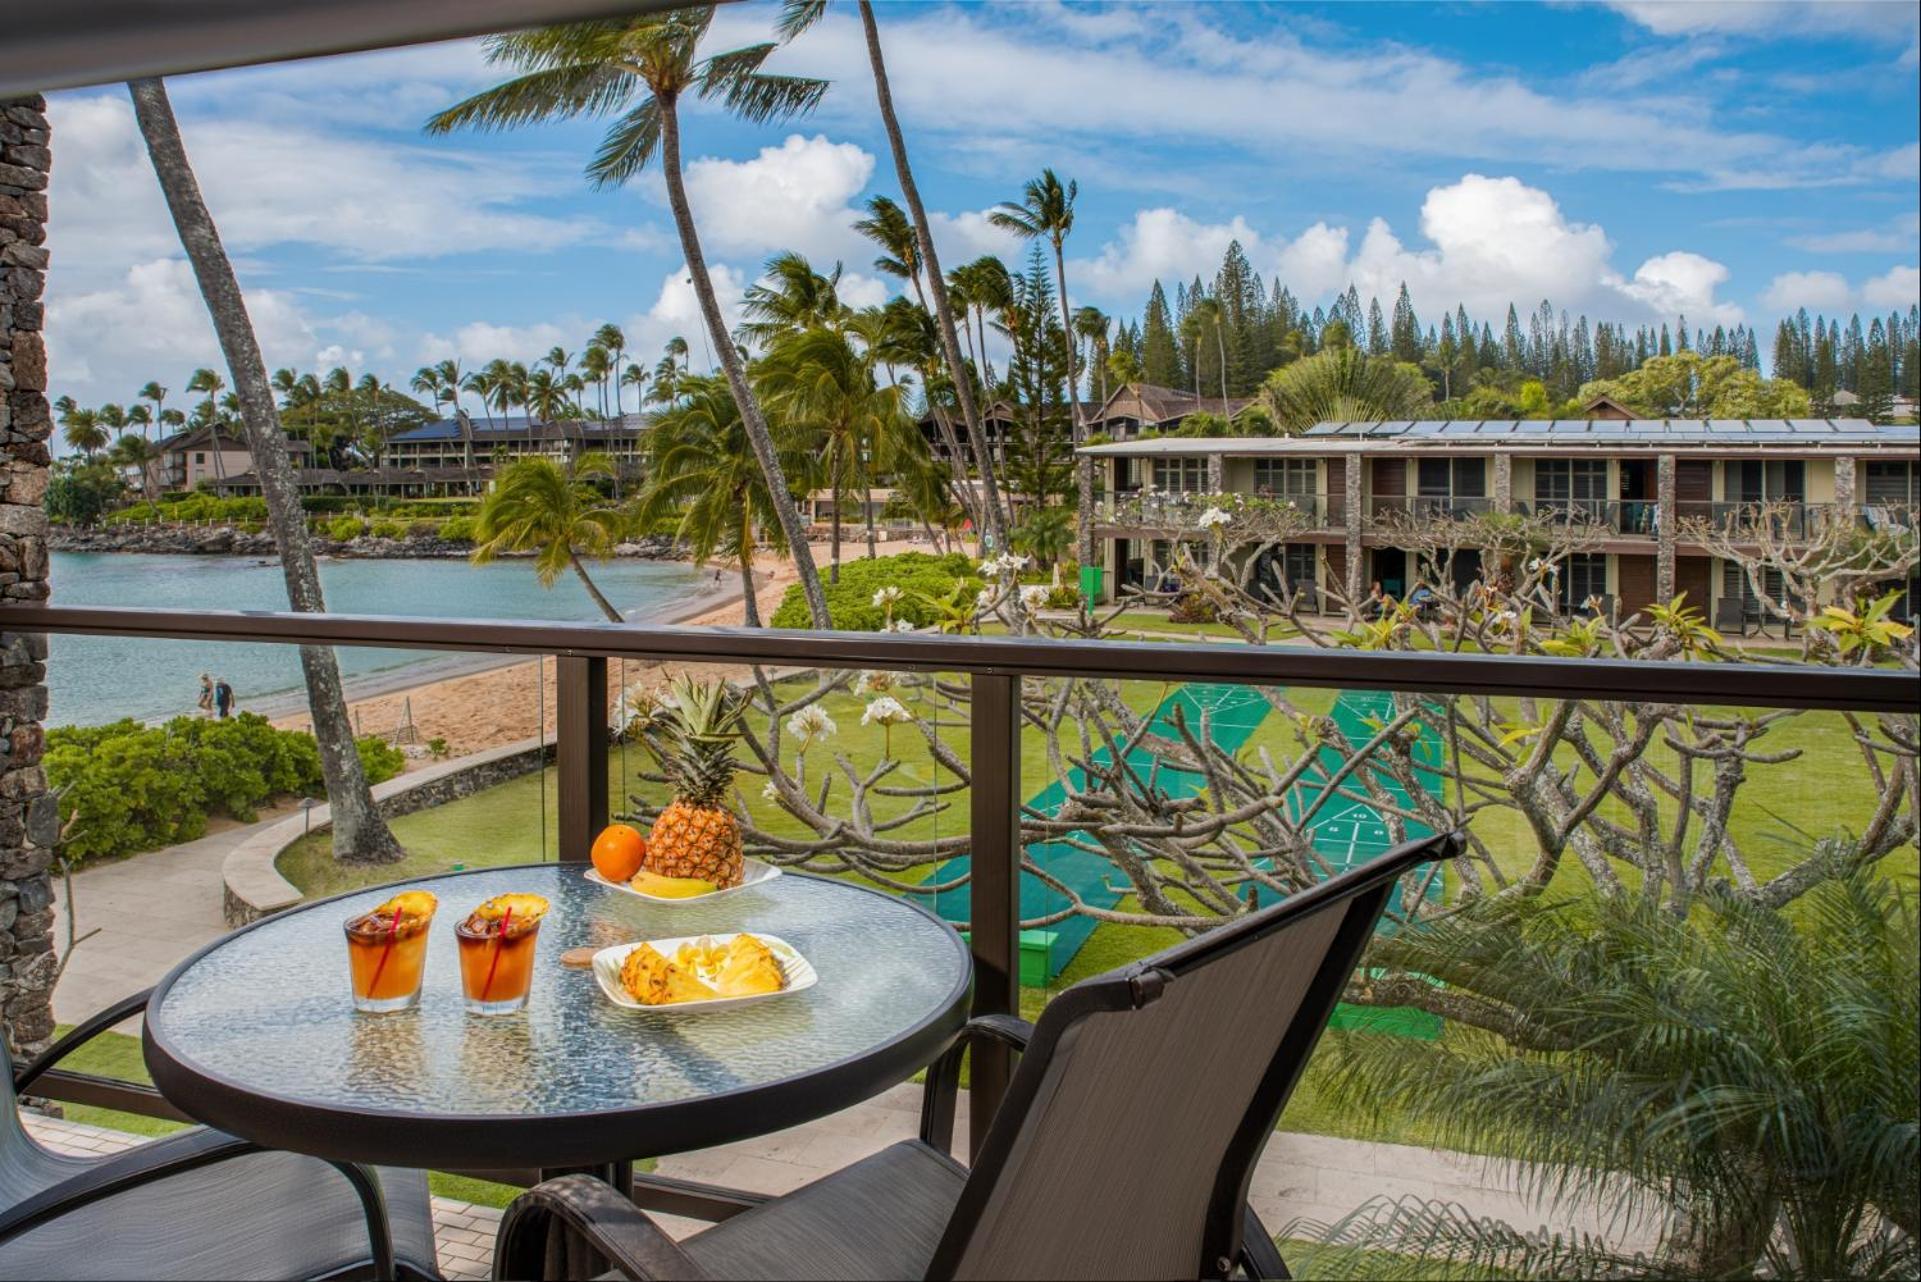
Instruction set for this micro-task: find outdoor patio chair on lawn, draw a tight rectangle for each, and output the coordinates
[1713,597,1748,638]
[493,828,1464,1282]
[0,989,440,1281]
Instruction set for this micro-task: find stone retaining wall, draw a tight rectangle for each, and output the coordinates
[0,96,54,1056]
[222,737,550,927]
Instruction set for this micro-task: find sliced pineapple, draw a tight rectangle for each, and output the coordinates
[371,890,438,921]
[467,893,550,924]
[619,943,716,1006]
[712,934,784,998]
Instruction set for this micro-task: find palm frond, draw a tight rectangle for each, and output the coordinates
[425,61,633,134]
[706,69,829,126]
[588,100,663,188]
[774,0,829,41]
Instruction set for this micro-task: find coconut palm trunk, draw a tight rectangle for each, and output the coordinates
[737,507,762,628]
[657,92,831,628]
[571,552,623,624]
[129,77,403,864]
[1049,238,1095,568]
[856,0,1009,552]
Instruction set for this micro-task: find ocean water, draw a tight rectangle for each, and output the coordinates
[46,552,712,727]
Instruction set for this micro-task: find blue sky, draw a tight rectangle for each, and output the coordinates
[42,0,1920,410]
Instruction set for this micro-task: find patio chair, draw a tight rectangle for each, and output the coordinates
[1713,597,1748,638]
[0,989,440,1281]
[493,829,1465,1282]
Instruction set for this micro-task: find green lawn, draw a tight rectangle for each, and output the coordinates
[43,1024,525,1207]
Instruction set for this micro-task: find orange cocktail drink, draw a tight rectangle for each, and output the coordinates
[456,893,549,1015]
[344,890,437,1012]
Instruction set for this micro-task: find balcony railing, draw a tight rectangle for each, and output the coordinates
[1104,490,1340,530]
[11,603,1915,1199]
[1367,495,1492,522]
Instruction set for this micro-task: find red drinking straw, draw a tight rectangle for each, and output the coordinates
[364,905,404,996]
[479,906,513,1001]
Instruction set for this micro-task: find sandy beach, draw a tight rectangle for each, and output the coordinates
[270,539,930,759]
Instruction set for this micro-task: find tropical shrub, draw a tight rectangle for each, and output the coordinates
[327,516,367,542]
[45,460,128,525]
[298,495,358,515]
[406,520,440,540]
[437,516,476,544]
[1300,873,1920,1280]
[369,519,407,540]
[769,552,982,631]
[46,714,405,864]
[1169,592,1218,624]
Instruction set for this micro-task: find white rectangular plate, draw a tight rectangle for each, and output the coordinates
[592,933,817,1013]
[584,858,782,904]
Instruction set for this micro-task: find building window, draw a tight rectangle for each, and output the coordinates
[1416,458,1486,498]
[1733,459,1805,503]
[1864,461,1918,505]
[1557,553,1608,612]
[1152,457,1207,494]
[1284,543,1316,587]
[1535,459,1607,519]
[1253,459,1316,498]
[194,452,206,464]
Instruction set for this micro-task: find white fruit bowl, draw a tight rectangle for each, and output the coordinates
[583,858,782,904]
[591,933,817,1012]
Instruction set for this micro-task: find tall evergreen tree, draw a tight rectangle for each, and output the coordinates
[1390,283,1421,364]
[1141,280,1182,387]
[1366,297,1389,356]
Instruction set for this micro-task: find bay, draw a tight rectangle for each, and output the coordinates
[46,552,715,727]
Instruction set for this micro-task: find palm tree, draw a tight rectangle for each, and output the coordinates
[1181,296,1230,416]
[779,0,1010,555]
[1074,305,1112,412]
[62,407,107,457]
[138,380,168,439]
[128,76,403,864]
[852,194,919,291]
[593,323,628,417]
[411,363,450,416]
[991,168,1091,563]
[186,366,228,480]
[109,432,162,501]
[1260,345,1434,433]
[472,454,628,623]
[639,374,809,626]
[126,404,153,439]
[463,367,499,431]
[580,343,612,417]
[427,12,832,628]
[1304,873,1918,1280]
[756,325,913,579]
[739,250,847,347]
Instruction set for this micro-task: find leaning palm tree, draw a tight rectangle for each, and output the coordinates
[638,374,808,626]
[186,366,229,480]
[1181,296,1230,415]
[593,322,628,416]
[128,77,403,864]
[109,432,162,501]
[472,454,628,623]
[62,407,107,457]
[137,380,168,440]
[738,250,847,348]
[426,11,832,629]
[1074,305,1112,412]
[779,0,1010,554]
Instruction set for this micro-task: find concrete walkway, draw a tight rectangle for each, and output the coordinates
[48,801,300,1024]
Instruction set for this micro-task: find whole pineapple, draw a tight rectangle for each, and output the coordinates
[644,677,746,889]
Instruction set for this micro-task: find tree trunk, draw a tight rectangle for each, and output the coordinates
[569,552,624,624]
[1051,241,1094,569]
[858,0,1008,553]
[1217,324,1229,416]
[657,93,831,629]
[129,77,402,865]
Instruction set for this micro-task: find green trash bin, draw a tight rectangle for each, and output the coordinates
[1078,563,1104,608]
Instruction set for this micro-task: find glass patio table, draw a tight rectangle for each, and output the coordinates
[142,864,973,1171]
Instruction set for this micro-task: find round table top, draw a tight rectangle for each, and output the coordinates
[143,864,972,1170]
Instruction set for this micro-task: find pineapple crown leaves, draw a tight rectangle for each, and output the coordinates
[645,676,744,807]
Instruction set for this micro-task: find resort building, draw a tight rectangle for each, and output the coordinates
[1079,418,1921,624]
[1080,381,1259,438]
[147,424,312,493]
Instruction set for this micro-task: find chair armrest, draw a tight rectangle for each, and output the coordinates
[919,1014,1035,1153]
[0,1126,400,1280]
[12,988,152,1096]
[495,1174,710,1282]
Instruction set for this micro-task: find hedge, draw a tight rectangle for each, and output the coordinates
[45,714,406,865]
[769,552,982,631]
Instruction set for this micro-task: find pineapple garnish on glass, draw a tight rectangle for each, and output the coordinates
[639,676,747,895]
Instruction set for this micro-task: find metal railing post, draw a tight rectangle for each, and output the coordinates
[555,655,608,863]
[968,671,1022,1159]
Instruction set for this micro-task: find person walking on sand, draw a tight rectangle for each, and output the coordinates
[197,673,214,717]
[213,676,235,720]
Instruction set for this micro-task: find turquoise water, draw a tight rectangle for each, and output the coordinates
[47,552,710,727]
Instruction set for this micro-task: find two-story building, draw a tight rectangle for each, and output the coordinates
[147,425,312,493]
[1080,418,1921,624]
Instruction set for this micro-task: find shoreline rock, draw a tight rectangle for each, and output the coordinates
[49,524,684,561]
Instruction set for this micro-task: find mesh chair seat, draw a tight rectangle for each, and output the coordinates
[680,1141,965,1281]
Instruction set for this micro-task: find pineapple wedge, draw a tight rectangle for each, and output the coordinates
[712,934,784,998]
[620,943,717,1006]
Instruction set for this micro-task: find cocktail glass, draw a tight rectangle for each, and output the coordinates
[344,891,437,1013]
[457,894,549,1015]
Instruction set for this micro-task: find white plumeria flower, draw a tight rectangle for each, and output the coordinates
[871,586,903,609]
[853,669,898,696]
[1197,506,1233,530]
[785,704,838,749]
[890,619,917,632]
[1019,584,1049,609]
[862,695,912,726]
[761,779,781,802]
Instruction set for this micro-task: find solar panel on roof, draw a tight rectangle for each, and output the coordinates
[1707,419,1751,433]
[1475,421,1514,433]
[1666,419,1708,433]
[1744,420,1791,433]
[1515,420,1553,432]
[1546,420,1589,433]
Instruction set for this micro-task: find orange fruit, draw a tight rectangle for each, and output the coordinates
[591,823,647,883]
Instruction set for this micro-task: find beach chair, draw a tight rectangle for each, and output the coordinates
[0,991,440,1280]
[493,829,1464,1282]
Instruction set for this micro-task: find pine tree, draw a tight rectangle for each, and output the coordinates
[1859,318,1894,421]
[1141,280,1181,388]
[1366,297,1389,356]
[1503,305,1524,370]
[1772,320,1797,382]
[1390,282,1421,364]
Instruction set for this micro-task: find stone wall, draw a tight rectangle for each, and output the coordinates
[0,96,54,1056]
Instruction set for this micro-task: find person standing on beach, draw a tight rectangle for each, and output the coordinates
[214,677,235,720]
[197,673,214,717]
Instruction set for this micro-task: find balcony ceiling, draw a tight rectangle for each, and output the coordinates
[0,0,682,98]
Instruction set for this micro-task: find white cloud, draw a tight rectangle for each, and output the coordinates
[1862,265,1921,308]
[1076,208,1269,298]
[679,134,875,267]
[47,258,319,390]
[1603,1,1918,42]
[1789,212,1921,254]
[1617,251,1743,327]
[1273,223,1353,303]
[1762,270,1855,311]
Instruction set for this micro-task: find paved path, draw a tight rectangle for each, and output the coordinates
[48,802,300,1025]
